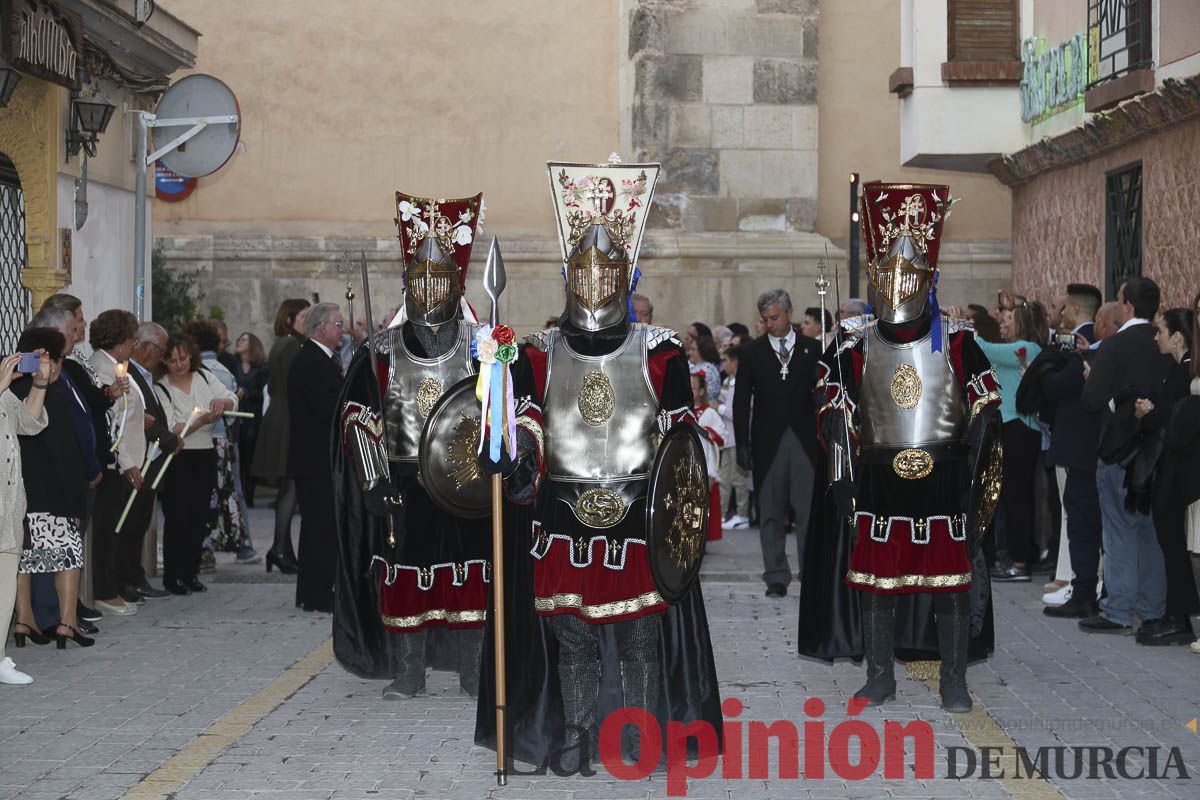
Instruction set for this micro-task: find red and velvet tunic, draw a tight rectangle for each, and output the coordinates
[510,325,694,624]
[814,320,1000,595]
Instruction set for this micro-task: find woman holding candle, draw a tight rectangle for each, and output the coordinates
[10,328,93,648]
[251,299,310,575]
[86,310,143,616]
[154,333,239,595]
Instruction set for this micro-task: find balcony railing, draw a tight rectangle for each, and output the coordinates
[1087,0,1152,89]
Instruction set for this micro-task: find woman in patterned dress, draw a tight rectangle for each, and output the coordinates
[11,328,93,648]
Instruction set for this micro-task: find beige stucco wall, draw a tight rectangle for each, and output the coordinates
[815,0,1012,248]
[156,0,620,237]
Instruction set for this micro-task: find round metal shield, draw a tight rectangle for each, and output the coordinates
[645,423,709,604]
[417,375,490,519]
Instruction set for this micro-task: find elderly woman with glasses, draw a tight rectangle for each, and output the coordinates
[154,333,239,595]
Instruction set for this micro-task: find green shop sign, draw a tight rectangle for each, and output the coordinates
[1020,33,1087,123]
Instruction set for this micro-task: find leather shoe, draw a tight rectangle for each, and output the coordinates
[1043,595,1097,619]
[118,588,145,604]
[76,619,99,635]
[1135,617,1194,646]
[136,582,170,599]
[765,583,787,598]
[1079,614,1132,634]
[77,601,102,622]
[184,577,208,593]
[163,577,191,595]
[990,563,1031,582]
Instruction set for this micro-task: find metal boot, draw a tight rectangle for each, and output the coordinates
[854,592,897,706]
[619,660,660,763]
[382,628,427,699]
[457,627,482,698]
[557,662,600,772]
[934,591,972,713]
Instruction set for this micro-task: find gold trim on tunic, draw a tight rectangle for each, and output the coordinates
[381,608,486,629]
[845,569,971,590]
[534,589,664,620]
[968,390,1002,424]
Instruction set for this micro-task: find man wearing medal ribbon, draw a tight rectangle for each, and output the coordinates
[333,191,491,700]
[803,181,1002,713]
[732,289,823,599]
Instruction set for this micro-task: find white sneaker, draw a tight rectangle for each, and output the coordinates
[0,657,32,685]
[722,515,748,530]
[1042,584,1073,606]
[95,599,138,616]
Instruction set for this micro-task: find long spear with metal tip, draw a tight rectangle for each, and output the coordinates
[481,236,511,787]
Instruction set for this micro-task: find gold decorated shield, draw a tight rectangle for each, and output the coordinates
[417,375,491,519]
[645,423,710,604]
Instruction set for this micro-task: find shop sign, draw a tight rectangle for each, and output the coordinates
[1,0,83,91]
[1020,33,1087,123]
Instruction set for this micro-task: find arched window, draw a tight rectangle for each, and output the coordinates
[0,153,32,354]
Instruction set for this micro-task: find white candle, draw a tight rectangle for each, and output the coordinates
[150,407,204,490]
[110,362,130,452]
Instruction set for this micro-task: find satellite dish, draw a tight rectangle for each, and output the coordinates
[151,74,240,178]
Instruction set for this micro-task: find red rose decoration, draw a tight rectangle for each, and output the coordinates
[493,325,515,346]
[1016,347,1027,358]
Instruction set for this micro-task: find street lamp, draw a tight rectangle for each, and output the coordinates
[0,58,21,108]
[66,89,117,159]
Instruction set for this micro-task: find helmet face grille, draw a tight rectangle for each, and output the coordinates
[568,246,628,312]
[405,256,459,322]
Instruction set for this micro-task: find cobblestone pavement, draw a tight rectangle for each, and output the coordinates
[2,509,1198,800]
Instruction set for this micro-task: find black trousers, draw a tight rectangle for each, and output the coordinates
[91,470,132,600]
[1152,503,1200,623]
[160,449,217,582]
[1064,466,1102,600]
[295,474,336,610]
[998,420,1042,565]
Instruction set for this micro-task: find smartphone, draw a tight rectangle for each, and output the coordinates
[16,352,40,373]
[1055,332,1076,349]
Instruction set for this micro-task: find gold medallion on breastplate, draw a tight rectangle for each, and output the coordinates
[892,448,934,480]
[416,377,444,418]
[577,370,616,426]
[890,363,922,409]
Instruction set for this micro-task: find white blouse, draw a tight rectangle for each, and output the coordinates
[155,369,239,451]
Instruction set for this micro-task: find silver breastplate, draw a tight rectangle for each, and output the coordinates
[543,327,659,482]
[384,322,476,462]
[858,324,966,450]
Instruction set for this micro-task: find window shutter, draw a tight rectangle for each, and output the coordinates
[948,0,1019,62]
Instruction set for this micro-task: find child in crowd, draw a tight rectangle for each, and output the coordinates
[691,369,726,542]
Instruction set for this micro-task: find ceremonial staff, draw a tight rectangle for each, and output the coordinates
[359,250,400,549]
[831,257,855,484]
[479,237,512,787]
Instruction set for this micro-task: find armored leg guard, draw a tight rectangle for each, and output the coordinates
[382,628,427,700]
[934,591,972,714]
[854,591,897,706]
[616,615,661,763]
[548,615,601,772]
[457,627,483,698]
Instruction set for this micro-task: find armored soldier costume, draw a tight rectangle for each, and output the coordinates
[473,158,723,769]
[333,192,490,698]
[806,182,1002,713]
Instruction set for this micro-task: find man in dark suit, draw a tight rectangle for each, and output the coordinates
[125,322,180,600]
[1041,284,1103,619]
[734,288,821,597]
[1080,277,1172,635]
[288,302,346,612]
